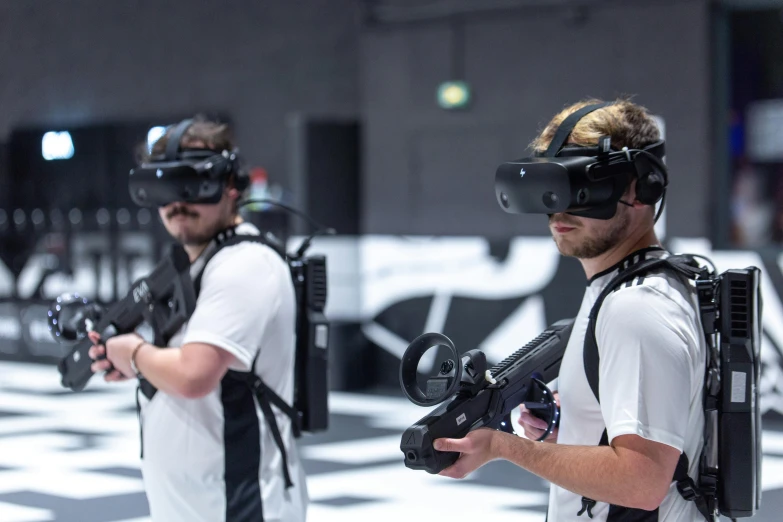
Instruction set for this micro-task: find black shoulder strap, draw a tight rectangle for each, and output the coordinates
[583,257,668,403]
[250,374,302,487]
[226,352,303,490]
[580,254,715,522]
[193,231,286,298]
[226,351,302,490]
[674,453,716,522]
[583,255,701,402]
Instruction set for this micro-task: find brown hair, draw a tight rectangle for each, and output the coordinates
[138,116,246,209]
[530,97,661,154]
[141,115,235,162]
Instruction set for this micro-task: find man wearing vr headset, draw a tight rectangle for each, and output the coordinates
[86,117,308,522]
[434,100,708,521]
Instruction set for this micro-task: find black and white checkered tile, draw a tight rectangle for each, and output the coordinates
[0,362,782,522]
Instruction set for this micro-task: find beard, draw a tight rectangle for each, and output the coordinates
[551,207,630,259]
[165,205,224,246]
[174,226,220,246]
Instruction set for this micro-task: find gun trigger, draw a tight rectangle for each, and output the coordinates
[484,370,497,385]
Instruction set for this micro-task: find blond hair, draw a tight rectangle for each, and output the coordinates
[530,98,661,154]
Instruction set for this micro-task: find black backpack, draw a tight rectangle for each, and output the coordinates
[579,254,762,521]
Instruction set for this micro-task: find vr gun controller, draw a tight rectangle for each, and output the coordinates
[399,318,573,474]
[51,244,196,391]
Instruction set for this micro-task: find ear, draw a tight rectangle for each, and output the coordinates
[227,187,240,201]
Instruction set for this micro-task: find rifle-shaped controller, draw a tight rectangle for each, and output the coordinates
[50,245,196,391]
[399,318,574,474]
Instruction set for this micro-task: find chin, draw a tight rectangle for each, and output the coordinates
[175,225,217,246]
[555,241,591,259]
[177,234,206,246]
[553,236,574,255]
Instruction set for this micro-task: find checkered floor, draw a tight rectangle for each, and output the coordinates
[0,361,782,521]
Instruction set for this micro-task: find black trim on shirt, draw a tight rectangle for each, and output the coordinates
[607,504,660,521]
[222,376,264,521]
[586,246,666,287]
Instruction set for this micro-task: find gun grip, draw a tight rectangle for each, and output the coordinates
[58,339,95,392]
[401,426,461,474]
[403,447,459,475]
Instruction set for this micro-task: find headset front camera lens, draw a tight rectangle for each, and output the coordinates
[543,191,559,209]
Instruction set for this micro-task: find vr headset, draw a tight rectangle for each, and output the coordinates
[494,102,669,220]
[129,118,249,207]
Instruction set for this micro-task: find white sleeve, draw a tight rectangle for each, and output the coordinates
[595,285,695,451]
[182,245,283,372]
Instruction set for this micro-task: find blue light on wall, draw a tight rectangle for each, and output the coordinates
[41,131,74,160]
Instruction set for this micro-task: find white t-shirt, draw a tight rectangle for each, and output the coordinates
[549,247,706,521]
[138,222,308,522]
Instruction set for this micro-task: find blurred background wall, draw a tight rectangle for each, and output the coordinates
[360,0,711,237]
[0,0,715,238]
[2,0,783,396]
[0,0,360,186]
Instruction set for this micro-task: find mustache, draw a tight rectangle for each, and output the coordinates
[166,205,199,219]
[549,215,579,227]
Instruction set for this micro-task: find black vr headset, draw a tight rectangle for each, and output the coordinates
[129,118,249,208]
[495,102,668,220]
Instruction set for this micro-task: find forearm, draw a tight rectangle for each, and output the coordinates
[133,344,212,398]
[493,431,665,510]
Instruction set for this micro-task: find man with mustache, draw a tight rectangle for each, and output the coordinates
[435,100,709,521]
[87,117,308,522]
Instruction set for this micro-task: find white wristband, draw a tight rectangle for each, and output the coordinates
[130,340,147,377]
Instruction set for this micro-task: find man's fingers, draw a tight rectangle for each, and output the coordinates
[105,370,128,382]
[438,463,467,479]
[87,331,102,344]
[524,425,559,442]
[91,360,113,373]
[519,411,549,430]
[433,437,468,453]
[88,345,105,360]
[439,453,485,480]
